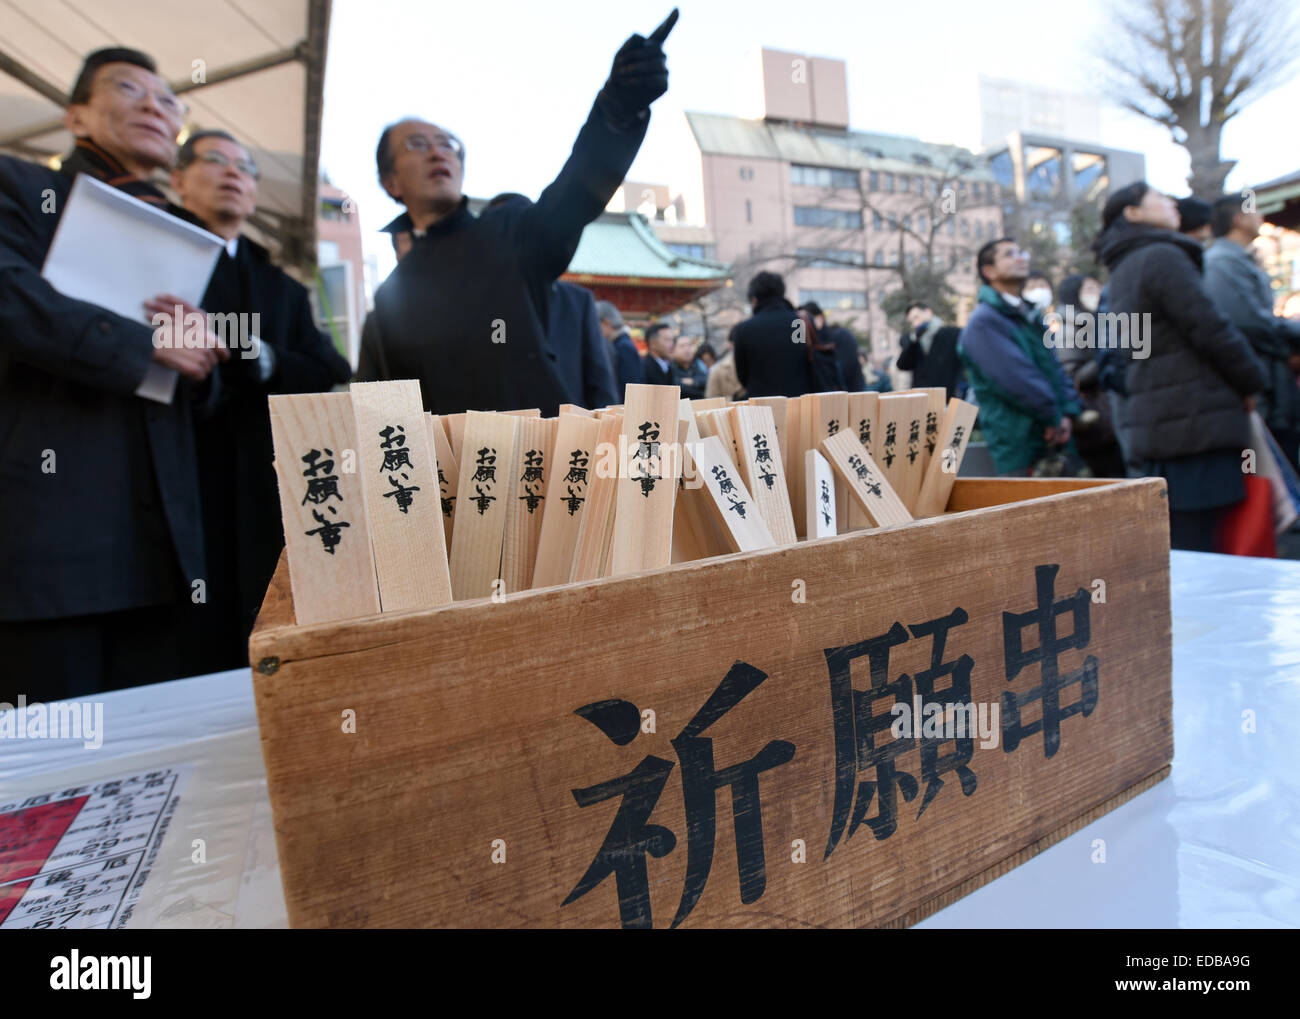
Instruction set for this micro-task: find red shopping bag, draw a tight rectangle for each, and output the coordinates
[1215,475,1276,557]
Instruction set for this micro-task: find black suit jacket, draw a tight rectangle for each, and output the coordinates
[642,355,678,387]
[548,281,618,409]
[0,155,206,620]
[731,297,817,398]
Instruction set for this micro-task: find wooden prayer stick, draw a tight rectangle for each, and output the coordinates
[350,380,453,612]
[732,404,797,545]
[569,413,623,582]
[804,449,838,539]
[532,413,602,588]
[426,413,459,555]
[268,392,380,625]
[610,384,681,576]
[691,435,775,552]
[820,429,914,528]
[448,411,518,600]
[913,398,979,519]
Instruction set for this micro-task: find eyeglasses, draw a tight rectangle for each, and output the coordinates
[194,149,260,180]
[105,76,188,120]
[401,132,464,159]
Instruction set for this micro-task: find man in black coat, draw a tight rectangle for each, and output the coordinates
[1097,181,1266,551]
[732,271,821,398]
[0,48,230,701]
[596,300,644,398]
[897,301,963,399]
[355,12,678,416]
[169,130,353,674]
[549,280,619,409]
[642,321,679,386]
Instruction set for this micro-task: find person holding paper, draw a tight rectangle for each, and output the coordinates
[167,129,353,673]
[0,47,225,700]
[354,10,678,416]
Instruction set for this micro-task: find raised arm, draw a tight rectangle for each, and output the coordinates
[519,11,676,281]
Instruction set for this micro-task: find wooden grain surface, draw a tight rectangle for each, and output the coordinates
[691,434,775,552]
[804,392,850,527]
[426,414,459,555]
[350,381,452,612]
[448,411,517,600]
[820,429,914,527]
[914,398,979,519]
[251,477,1172,928]
[532,414,602,589]
[610,385,680,576]
[569,413,623,582]
[845,392,879,532]
[501,416,557,594]
[267,392,380,626]
[733,405,797,546]
[877,393,929,513]
[747,396,789,477]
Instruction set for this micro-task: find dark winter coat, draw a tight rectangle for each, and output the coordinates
[608,329,644,397]
[355,98,648,416]
[184,232,352,672]
[0,147,206,621]
[957,285,1081,474]
[732,297,821,398]
[1097,221,1267,464]
[1202,236,1300,436]
[896,318,963,399]
[548,280,618,409]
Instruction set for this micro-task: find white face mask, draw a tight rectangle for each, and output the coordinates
[1079,291,1100,312]
[1022,287,1052,309]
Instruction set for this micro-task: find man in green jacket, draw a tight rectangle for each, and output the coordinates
[958,238,1081,475]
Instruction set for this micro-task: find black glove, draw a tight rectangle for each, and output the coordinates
[597,9,677,130]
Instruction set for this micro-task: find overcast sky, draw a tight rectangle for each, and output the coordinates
[319,0,1300,287]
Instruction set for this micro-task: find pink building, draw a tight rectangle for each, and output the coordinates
[686,49,1002,373]
[316,181,367,366]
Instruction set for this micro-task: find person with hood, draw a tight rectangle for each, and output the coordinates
[1096,180,1267,551]
[957,238,1081,476]
[1055,273,1125,477]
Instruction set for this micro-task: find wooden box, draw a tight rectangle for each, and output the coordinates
[249,477,1172,928]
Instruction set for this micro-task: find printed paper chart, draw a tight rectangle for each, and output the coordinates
[0,767,189,929]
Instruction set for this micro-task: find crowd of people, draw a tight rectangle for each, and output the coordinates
[1,14,675,699]
[3,11,1297,697]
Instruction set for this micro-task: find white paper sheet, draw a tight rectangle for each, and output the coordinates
[41,174,225,404]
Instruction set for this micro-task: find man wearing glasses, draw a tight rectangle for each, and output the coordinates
[168,130,352,674]
[957,238,1080,476]
[0,48,222,698]
[355,11,678,416]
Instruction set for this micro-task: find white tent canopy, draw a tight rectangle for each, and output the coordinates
[0,0,330,268]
